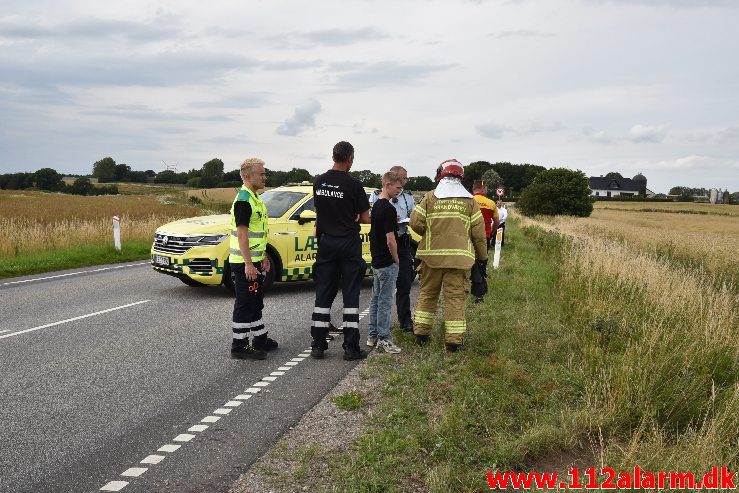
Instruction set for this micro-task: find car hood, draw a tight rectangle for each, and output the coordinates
[156,214,231,235]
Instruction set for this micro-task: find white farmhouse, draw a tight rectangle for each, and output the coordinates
[588,174,649,198]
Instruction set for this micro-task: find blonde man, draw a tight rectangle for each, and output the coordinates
[229,158,278,360]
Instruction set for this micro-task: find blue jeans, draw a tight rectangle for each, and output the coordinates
[367,262,399,341]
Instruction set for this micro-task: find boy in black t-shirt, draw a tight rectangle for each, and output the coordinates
[366,171,404,354]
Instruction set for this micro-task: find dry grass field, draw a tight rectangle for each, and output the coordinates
[514,201,739,471]
[0,190,199,257]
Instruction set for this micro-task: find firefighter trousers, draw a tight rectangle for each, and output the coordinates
[232,261,267,348]
[413,262,467,345]
[311,234,366,351]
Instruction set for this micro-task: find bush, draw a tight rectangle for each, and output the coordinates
[186,177,202,188]
[518,168,593,217]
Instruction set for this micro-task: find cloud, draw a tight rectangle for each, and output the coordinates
[189,93,270,109]
[683,126,739,145]
[81,104,232,122]
[628,124,666,143]
[276,100,322,136]
[327,61,455,91]
[261,59,324,71]
[477,121,564,139]
[0,13,183,42]
[296,27,389,46]
[583,126,612,144]
[652,155,739,170]
[593,0,738,7]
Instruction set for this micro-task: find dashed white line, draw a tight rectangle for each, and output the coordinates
[121,467,147,477]
[224,400,242,407]
[290,357,305,362]
[285,362,299,366]
[234,395,252,401]
[173,433,196,442]
[214,408,232,415]
[201,415,222,422]
[262,376,277,382]
[188,424,209,432]
[245,387,262,393]
[0,330,9,334]
[1,262,149,287]
[270,371,286,376]
[0,300,151,341]
[158,444,181,452]
[277,366,291,371]
[140,455,165,465]
[101,480,129,491]
[254,381,270,387]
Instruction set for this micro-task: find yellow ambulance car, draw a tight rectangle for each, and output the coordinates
[150,184,419,291]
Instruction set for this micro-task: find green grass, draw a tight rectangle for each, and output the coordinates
[333,391,365,411]
[324,220,588,492]
[0,241,152,279]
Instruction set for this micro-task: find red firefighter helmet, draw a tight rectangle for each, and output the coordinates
[436,159,464,181]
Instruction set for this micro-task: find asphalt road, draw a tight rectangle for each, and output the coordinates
[0,261,416,493]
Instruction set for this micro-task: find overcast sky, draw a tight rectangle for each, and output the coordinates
[1,0,737,193]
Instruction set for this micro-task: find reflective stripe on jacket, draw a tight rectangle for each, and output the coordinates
[229,186,268,264]
[410,191,488,269]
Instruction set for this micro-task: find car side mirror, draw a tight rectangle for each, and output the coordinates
[298,210,317,225]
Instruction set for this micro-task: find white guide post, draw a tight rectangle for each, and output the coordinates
[112,216,121,252]
[492,226,503,269]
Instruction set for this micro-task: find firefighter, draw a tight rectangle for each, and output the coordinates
[309,141,371,360]
[409,159,488,352]
[229,158,278,360]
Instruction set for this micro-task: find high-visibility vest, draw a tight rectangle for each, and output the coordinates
[229,186,268,264]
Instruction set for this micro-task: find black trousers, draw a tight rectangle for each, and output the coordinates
[311,234,366,351]
[396,236,414,328]
[231,261,267,348]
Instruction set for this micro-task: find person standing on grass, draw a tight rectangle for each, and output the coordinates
[366,171,404,354]
[497,200,507,247]
[309,141,371,361]
[410,159,488,353]
[229,158,278,360]
[369,165,416,332]
[472,180,499,250]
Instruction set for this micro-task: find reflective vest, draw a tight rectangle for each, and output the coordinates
[229,186,268,264]
[410,191,488,269]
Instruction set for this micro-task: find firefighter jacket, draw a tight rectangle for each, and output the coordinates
[410,191,488,269]
[229,186,268,264]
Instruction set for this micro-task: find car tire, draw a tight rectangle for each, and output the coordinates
[179,276,206,287]
[223,261,235,292]
[263,251,276,291]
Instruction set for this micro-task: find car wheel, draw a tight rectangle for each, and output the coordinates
[263,251,276,291]
[223,261,235,292]
[179,276,206,287]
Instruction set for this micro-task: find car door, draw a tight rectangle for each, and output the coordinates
[285,196,318,279]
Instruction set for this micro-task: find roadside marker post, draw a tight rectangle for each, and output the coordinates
[112,216,121,252]
[492,227,503,269]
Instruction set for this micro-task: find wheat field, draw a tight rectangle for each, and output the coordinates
[513,201,739,470]
[0,190,200,257]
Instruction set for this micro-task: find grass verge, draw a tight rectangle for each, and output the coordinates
[0,241,152,279]
[322,220,588,492]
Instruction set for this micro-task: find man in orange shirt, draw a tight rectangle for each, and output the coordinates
[472,180,499,249]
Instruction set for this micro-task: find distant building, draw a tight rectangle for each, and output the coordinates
[589,173,647,198]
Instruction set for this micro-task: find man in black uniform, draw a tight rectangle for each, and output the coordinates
[310,141,371,360]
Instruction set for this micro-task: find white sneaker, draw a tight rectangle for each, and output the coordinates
[377,339,401,354]
[366,337,378,347]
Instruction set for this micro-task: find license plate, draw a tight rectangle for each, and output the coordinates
[153,254,170,266]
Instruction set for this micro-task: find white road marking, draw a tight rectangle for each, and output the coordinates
[101,481,129,491]
[290,357,305,362]
[173,433,195,442]
[270,371,286,376]
[188,424,209,432]
[234,395,252,401]
[298,353,311,357]
[158,444,181,452]
[224,400,242,407]
[0,330,8,334]
[202,415,222,422]
[277,366,291,371]
[262,376,277,381]
[0,300,151,341]
[1,262,149,287]
[285,362,299,366]
[121,467,147,477]
[214,408,232,415]
[140,455,165,465]
[245,387,261,393]
[254,381,269,387]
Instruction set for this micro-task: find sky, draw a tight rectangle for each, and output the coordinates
[1,0,738,194]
